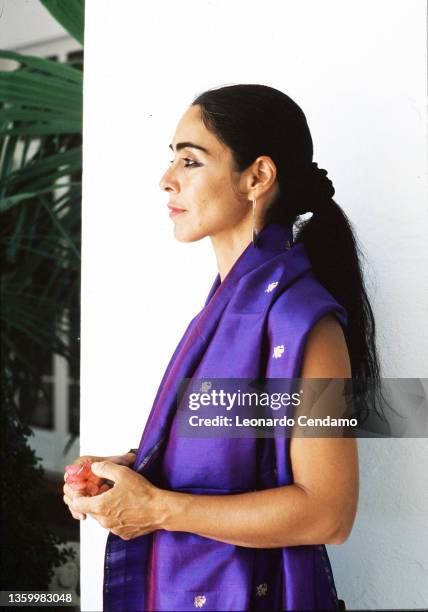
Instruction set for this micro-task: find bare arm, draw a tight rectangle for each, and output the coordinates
[158,315,359,548]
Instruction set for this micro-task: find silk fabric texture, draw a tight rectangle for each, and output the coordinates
[103,222,348,611]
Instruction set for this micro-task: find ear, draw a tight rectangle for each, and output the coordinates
[247,155,278,197]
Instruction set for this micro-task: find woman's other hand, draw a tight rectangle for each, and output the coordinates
[65,460,166,540]
[63,452,137,520]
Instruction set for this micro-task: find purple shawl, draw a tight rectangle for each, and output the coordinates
[103,222,348,611]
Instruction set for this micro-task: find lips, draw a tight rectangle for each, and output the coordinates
[167,202,186,212]
[168,202,186,218]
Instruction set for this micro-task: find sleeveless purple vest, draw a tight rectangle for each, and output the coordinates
[103,222,348,611]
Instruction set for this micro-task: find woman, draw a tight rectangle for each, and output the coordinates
[64,84,380,611]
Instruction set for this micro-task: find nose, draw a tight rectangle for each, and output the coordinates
[159,165,177,192]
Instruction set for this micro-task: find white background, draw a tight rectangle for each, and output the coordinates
[9,0,426,609]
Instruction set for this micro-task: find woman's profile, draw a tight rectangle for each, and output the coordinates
[63,84,380,611]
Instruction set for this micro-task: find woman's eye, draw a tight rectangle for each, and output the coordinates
[169,158,199,168]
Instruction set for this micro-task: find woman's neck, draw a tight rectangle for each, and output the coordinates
[210,220,263,282]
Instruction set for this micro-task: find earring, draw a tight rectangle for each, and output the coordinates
[252,194,259,247]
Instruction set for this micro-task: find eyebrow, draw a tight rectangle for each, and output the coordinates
[169,141,210,155]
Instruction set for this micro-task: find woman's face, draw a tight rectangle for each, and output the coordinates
[159,104,253,243]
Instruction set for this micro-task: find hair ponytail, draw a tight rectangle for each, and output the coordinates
[296,203,379,381]
[264,159,381,382]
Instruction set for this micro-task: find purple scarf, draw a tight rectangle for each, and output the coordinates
[103,222,348,611]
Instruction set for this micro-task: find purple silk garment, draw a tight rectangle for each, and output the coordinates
[103,222,348,611]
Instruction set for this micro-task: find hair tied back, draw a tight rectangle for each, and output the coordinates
[310,162,335,208]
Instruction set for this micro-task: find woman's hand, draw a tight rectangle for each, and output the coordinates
[63,460,166,540]
[63,453,137,521]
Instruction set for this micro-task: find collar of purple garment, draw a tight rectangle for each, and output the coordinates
[204,221,295,306]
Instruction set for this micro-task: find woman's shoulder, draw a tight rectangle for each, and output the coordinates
[269,269,348,331]
[300,313,351,378]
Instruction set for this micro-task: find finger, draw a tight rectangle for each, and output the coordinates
[64,483,90,501]
[64,492,81,508]
[68,481,88,491]
[69,504,86,521]
[63,495,83,518]
[72,493,97,515]
[108,454,134,466]
[64,483,77,497]
[90,460,123,482]
[98,483,111,494]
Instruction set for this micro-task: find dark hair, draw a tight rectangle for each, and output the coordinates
[192,84,382,415]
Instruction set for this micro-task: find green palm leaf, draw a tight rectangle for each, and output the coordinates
[1,28,83,424]
[39,0,85,45]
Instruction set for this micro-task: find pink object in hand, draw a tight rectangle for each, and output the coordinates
[65,460,104,496]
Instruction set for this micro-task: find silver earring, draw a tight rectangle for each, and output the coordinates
[252,194,259,247]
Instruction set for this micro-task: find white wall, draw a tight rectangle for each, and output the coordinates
[82,1,428,610]
[0,0,65,50]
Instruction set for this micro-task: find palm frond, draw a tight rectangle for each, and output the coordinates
[37,0,84,45]
[0,44,82,423]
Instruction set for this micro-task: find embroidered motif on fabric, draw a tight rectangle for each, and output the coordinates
[193,594,206,608]
[272,345,285,358]
[265,281,279,293]
[256,583,268,596]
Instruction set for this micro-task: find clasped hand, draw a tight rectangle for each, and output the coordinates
[63,456,164,540]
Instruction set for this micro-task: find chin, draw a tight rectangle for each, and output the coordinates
[173,224,207,244]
